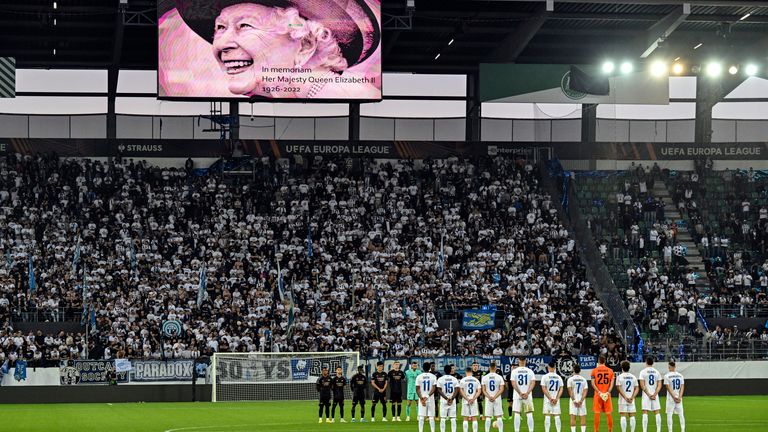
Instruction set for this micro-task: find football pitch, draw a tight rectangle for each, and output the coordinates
[2,397,767,432]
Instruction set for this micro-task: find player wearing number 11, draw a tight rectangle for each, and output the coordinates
[417,362,439,432]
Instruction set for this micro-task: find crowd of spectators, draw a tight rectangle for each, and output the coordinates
[0,153,622,369]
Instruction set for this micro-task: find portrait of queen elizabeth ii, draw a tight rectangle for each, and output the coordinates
[158,0,381,99]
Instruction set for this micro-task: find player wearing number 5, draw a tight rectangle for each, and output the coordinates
[616,361,639,432]
[482,362,506,432]
[541,362,564,432]
[509,357,536,432]
[663,361,685,432]
[436,365,460,432]
[589,355,615,432]
[416,362,439,432]
[638,357,662,432]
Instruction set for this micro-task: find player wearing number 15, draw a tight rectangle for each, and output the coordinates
[481,362,506,432]
[541,362,564,432]
[436,364,460,432]
[638,357,662,432]
[590,355,615,432]
[509,357,536,432]
[416,362,439,432]
[663,361,685,432]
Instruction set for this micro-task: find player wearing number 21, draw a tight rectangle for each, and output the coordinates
[541,362,564,432]
[417,362,439,432]
[481,362,506,432]
[638,357,662,432]
[509,357,536,432]
[663,361,685,432]
[590,355,615,432]
[436,364,461,432]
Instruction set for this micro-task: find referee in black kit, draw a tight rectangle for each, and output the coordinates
[316,366,333,424]
[472,362,485,420]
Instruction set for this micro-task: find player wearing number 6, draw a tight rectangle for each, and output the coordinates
[616,361,639,432]
[437,364,460,432]
[482,361,506,432]
[509,357,536,432]
[417,362,439,432]
[459,367,482,432]
[663,361,685,432]
[590,355,615,432]
[638,357,662,432]
[541,362,564,432]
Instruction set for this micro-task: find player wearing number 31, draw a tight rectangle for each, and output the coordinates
[509,357,536,432]
[541,362,564,432]
[416,362,439,432]
[590,355,615,432]
[664,361,685,432]
[481,362,506,432]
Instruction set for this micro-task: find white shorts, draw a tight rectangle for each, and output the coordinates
[418,398,436,417]
[512,398,535,414]
[618,399,637,414]
[569,401,587,417]
[440,400,457,418]
[543,399,561,415]
[484,398,503,418]
[665,400,684,415]
[641,395,661,412]
[462,400,479,417]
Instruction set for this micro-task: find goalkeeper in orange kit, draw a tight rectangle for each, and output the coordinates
[590,355,615,431]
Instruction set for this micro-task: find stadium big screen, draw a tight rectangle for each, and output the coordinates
[157,0,382,101]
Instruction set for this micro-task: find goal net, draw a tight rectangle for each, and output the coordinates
[211,352,360,402]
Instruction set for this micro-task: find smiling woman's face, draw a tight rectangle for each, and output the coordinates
[212,4,302,95]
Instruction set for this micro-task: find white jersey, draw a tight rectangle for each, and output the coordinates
[459,376,481,400]
[566,375,588,402]
[664,372,685,400]
[416,372,438,397]
[509,367,536,400]
[437,375,460,400]
[617,372,639,399]
[638,367,662,394]
[481,372,505,397]
[541,373,564,398]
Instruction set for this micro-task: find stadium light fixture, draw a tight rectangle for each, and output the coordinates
[728,65,739,75]
[745,64,759,76]
[650,61,667,77]
[602,61,615,74]
[620,62,633,74]
[693,43,703,50]
[740,12,752,21]
[706,62,722,78]
[53,1,57,9]
[448,39,454,46]
[434,53,441,60]
[672,63,685,75]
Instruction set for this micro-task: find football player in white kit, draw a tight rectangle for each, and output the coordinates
[566,364,588,432]
[482,362,506,432]
[617,360,639,432]
[664,361,685,432]
[437,364,461,432]
[638,356,662,432]
[460,367,482,432]
[509,357,536,432]
[540,362,564,432]
[417,362,438,432]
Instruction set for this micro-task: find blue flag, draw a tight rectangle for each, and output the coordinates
[197,264,207,307]
[307,223,313,258]
[14,359,26,381]
[28,255,36,292]
[461,309,495,330]
[72,239,81,274]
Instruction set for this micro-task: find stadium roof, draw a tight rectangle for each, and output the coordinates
[1,0,768,73]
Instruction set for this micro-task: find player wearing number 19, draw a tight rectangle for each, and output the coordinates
[482,361,506,432]
[416,362,439,432]
[436,364,460,432]
[590,355,615,432]
[541,362,564,432]
[509,357,536,432]
[663,361,685,432]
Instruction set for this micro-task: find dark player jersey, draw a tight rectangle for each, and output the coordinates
[473,370,485,398]
[316,375,333,398]
[371,371,388,393]
[388,370,405,394]
[351,373,368,395]
[331,376,347,398]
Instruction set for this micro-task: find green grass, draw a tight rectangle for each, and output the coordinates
[1,397,767,432]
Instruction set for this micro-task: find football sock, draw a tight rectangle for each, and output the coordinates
[594,413,601,432]
[554,417,561,432]
[621,417,627,432]
[666,414,673,432]
[430,417,436,432]
[642,414,648,432]
[606,413,613,431]
[473,420,479,432]
[452,418,457,432]
[655,414,661,432]
[419,417,425,432]
[679,413,685,432]
[399,405,403,416]
[442,418,447,432]
[464,420,469,432]
[383,404,388,417]
[498,418,504,432]
[486,418,492,432]
[571,427,576,432]
[581,426,586,432]
[514,414,521,432]
[371,405,376,419]
[545,416,551,432]
[407,406,412,417]
[393,404,397,417]
[629,416,636,432]
[526,413,534,431]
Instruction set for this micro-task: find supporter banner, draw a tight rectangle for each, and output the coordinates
[366,355,599,378]
[1,138,768,161]
[461,309,496,330]
[131,360,195,382]
[290,358,310,380]
[59,360,129,385]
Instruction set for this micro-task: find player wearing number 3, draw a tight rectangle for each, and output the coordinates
[664,361,685,432]
[638,357,662,432]
[460,367,482,432]
[482,362,506,432]
[417,362,438,432]
[590,355,615,432]
[510,357,536,432]
[541,362,564,432]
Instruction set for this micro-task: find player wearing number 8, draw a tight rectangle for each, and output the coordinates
[663,361,685,432]
[416,362,439,432]
[638,357,662,432]
[590,355,615,432]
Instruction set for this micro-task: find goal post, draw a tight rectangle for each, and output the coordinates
[211,352,360,402]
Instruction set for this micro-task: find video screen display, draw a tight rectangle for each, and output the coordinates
[157,0,382,101]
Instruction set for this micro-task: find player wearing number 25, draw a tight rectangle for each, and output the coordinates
[590,355,615,432]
